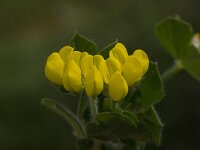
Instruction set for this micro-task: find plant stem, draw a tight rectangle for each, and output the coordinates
[77,90,84,118]
[89,97,98,122]
[161,60,183,82]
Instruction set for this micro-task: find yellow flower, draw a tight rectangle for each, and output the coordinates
[122,56,143,86]
[106,57,121,76]
[80,54,94,78]
[63,60,83,92]
[45,52,65,85]
[63,51,83,92]
[98,57,121,84]
[109,71,128,101]
[132,49,149,74]
[109,43,128,64]
[99,60,110,84]
[59,46,74,62]
[85,66,103,97]
[93,55,104,69]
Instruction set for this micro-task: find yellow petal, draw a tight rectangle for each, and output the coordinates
[93,55,104,69]
[67,61,83,92]
[109,43,128,64]
[80,52,88,60]
[132,49,149,74]
[122,56,143,86]
[85,66,103,97]
[109,71,128,101]
[99,60,110,84]
[59,46,73,61]
[106,57,121,75]
[71,51,82,64]
[45,52,65,85]
[63,64,73,92]
[64,50,81,72]
[80,54,93,78]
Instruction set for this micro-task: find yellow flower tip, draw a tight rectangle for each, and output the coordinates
[85,66,103,97]
[63,60,83,92]
[59,46,74,61]
[80,54,94,78]
[109,43,128,64]
[133,49,149,74]
[45,52,65,85]
[93,55,104,69]
[109,71,128,101]
[71,51,82,64]
[99,60,110,84]
[80,52,88,60]
[122,56,143,86]
[106,57,121,76]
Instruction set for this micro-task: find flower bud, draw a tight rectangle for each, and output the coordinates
[109,71,128,101]
[132,49,149,74]
[106,57,121,75]
[109,43,128,64]
[80,54,93,78]
[63,60,83,92]
[59,46,73,62]
[122,56,143,86]
[63,50,83,92]
[99,60,110,84]
[85,66,103,97]
[45,52,65,85]
[93,55,104,69]
[191,33,200,49]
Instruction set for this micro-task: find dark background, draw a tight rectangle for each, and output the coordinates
[0,0,200,149]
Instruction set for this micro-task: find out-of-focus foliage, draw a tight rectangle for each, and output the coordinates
[1,0,200,150]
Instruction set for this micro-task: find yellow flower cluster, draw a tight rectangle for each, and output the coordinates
[45,43,149,101]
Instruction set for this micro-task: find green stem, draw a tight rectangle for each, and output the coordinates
[161,60,183,82]
[77,90,84,118]
[89,97,98,122]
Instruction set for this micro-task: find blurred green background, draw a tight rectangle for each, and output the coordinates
[0,0,200,149]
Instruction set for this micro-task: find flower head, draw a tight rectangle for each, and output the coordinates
[45,42,149,101]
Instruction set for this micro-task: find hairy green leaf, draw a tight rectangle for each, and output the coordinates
[139,62,164,109]
[86,112,137,141]
[99,39,118,58]
[42,98,85,137]
[136,106,163,145]
[182,46,200,81]
[70,32,97,55]
[156,17,193,59]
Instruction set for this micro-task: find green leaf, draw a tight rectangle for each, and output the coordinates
[139,62,164,109]
[102,98,113,112]
[42,98,85,137]
[99,39,118,58]
[86,112,137,141]
[182,46,200,81]
[136,106,163,145]
[70,32,97,55]
[123,111,139,123]
[156,16,193,59]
